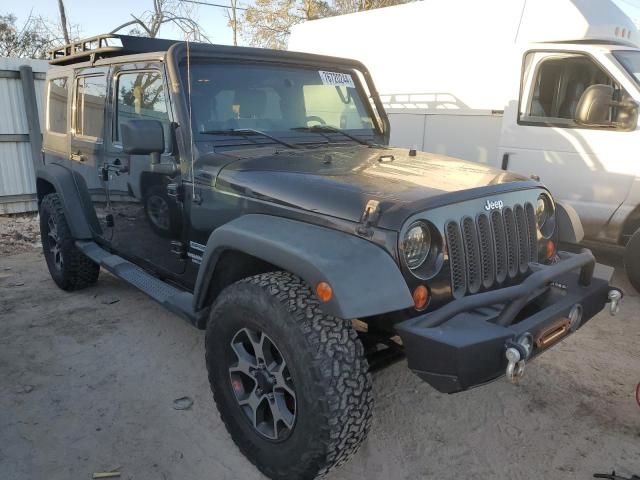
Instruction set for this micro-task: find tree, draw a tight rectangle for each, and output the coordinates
[57,0,70,44]
[240,0,411,49]
[0,13,58,59]
[111,0,211,41]
[225,0,239,46]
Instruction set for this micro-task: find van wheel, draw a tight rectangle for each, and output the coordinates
[205,271,373,480]
[39,193,100,291]
[625,228,640,293]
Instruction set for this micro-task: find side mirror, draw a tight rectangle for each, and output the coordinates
[575,84,638,131]
[575,85,614,126]
[121,119,164,164]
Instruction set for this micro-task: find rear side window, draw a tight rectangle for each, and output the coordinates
[47,77,68,134]
[115,71,170,143]
[75,75,107,140]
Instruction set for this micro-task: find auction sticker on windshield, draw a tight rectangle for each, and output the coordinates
[319,71,355,88]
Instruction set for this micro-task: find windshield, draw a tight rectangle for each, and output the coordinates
[613,50,640,85]
[181,62,376,141]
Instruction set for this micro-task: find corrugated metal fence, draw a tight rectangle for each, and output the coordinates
[0,58,49,214]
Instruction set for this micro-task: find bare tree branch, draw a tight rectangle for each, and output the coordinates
[109,0,211,41]
[240,0,411,49]
[57,0,70,44]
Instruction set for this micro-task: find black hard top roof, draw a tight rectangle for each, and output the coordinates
[47,33,370,75]
[48,34,189,65]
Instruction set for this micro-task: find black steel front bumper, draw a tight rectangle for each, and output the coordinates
[395,250,616,394]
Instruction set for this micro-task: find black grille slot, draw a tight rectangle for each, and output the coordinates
[525,202,538,262]
[477,213,495,289]
[461,216,482,294]
[514,204,529,274]
[503,207,519,278]
[491,210,507,283]
[445,201,537,296]
[446,221,467,298]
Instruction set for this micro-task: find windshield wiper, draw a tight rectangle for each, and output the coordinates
[291,125,373,146]
[199,128,298,149]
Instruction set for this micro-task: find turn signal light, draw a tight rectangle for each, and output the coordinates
[315,282,333,302]
[413,285,429,310]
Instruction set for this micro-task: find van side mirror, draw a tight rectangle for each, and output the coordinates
[121,119,164,164]
[575,84,638,131]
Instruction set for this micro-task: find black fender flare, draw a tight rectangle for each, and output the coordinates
[556,201,584,245]
[36,163,100,239]
[193,214,414,319]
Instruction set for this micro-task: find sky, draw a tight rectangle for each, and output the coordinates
[8,0,238,46]
[6,0,640,48]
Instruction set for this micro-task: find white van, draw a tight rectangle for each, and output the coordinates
[289,0,640,291]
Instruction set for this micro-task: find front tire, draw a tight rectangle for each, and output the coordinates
[39,193,100,291]
[205,271,373,480]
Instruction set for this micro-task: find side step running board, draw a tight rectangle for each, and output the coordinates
[76,241,206,326]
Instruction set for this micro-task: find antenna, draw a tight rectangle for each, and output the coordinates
[185,33,197,201]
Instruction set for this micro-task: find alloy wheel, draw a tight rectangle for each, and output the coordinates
[146,195,170,230]
[47,216,63,271]
[228,327,297,441]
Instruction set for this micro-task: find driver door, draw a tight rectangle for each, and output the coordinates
[499,51,639,238]
[105,63,186,274]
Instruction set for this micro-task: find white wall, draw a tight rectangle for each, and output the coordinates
[0,58,49,214]
[387,110,503,167]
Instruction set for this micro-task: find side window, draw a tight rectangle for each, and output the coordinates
[47,77,68,134]
[75,75,107,140]
[520,53,623,127]
[115,71,170,145]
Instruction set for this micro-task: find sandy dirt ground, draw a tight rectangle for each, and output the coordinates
[1,244,639,480]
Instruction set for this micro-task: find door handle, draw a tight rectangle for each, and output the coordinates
[501,153,510,170]
[70,152,85,162]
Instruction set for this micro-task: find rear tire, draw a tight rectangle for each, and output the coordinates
[143,185,180,238]
[205,271,373,480]
[39,193,100,291]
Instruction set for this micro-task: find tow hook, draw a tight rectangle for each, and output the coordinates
[505,334,533,384]
[608,289,623,316]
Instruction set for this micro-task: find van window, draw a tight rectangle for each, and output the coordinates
[520,53,625,127]
[47,78,68,134]
[75,75,107,139]
[115,71,169,144]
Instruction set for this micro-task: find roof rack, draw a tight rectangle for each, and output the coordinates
[47,34,182,66]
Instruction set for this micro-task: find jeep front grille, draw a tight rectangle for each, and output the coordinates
[446,202,538,298]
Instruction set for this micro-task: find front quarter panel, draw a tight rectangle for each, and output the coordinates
[193,214,414,319]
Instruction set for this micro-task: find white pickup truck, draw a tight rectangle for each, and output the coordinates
[289,0,640,291]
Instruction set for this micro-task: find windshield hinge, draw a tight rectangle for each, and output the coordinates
[356,199,381,237]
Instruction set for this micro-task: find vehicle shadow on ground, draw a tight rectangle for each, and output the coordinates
[0,250,638,480]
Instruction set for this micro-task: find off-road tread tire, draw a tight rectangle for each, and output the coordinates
[143,184,181,238]
[205,271,373,480]
[625,228,640,293]
[40,193,99,291]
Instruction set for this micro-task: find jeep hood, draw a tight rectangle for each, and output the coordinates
[215,146,536,231]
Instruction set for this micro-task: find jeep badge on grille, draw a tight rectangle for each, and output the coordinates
[484,199,504,211]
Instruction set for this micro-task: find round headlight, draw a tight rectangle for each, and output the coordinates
[536,193,555,236]
[403,222,431,269]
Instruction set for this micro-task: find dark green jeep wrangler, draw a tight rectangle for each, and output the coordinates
[37,34,620,480]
